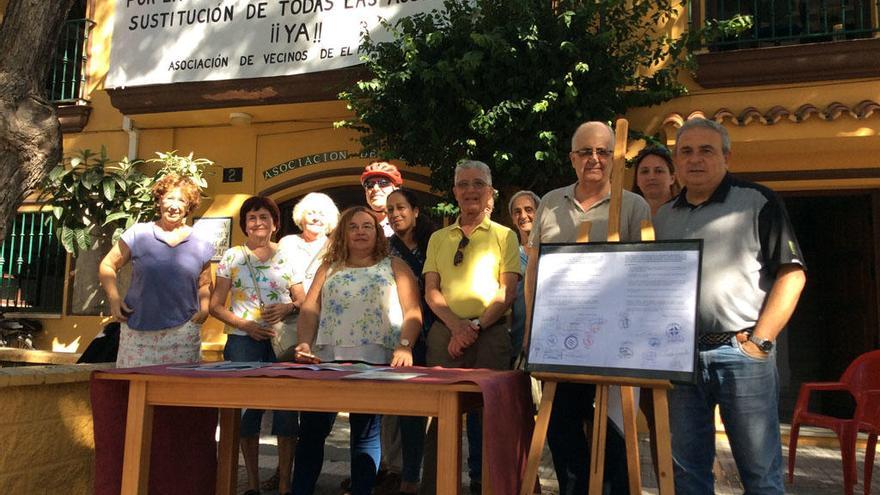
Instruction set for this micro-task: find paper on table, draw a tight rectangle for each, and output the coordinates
[342,371,425,381]
[169,361,269,372]
[266,363,392,372]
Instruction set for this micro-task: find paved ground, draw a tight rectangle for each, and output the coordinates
[236,415,877,494]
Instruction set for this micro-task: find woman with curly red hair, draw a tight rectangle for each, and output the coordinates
[99,173,214,367]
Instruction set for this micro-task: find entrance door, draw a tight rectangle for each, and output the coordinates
[780,191,879,419]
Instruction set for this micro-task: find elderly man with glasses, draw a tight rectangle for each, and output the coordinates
[524,121,651,495]
[418,159,521,495]
[361,161,403,237]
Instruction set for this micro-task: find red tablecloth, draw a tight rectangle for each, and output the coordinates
[91,364,534,495]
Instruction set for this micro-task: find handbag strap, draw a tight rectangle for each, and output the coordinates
[240,246,265,309]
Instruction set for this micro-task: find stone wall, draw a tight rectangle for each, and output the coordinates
[0,363,112,494]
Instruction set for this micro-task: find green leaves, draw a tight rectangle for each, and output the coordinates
[102,211,131,226]
[339,0,697,195]
[102,178,116,202]
[38,147,214,256]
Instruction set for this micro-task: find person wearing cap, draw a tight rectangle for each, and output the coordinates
[362,161,403,237]
[360,160,406,493]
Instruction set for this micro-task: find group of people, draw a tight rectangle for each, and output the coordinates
[99,117,806,495]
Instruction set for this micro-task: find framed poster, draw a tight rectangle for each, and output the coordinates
[526,240,702,383]
[192,217,233,261]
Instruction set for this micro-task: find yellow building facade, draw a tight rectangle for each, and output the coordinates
[2,1,878,412]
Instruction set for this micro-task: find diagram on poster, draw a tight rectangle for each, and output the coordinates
[526,241,702,382]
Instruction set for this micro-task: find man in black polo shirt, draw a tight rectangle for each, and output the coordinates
[654,118,806,494]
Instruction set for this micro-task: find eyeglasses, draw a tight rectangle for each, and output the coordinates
[454,180,489,190]
[363,178,393,189]
[453,236,470,266]
[570,148,613,159]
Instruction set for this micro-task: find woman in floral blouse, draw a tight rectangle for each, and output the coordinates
[210,196,304,495]
[292,206,422,495]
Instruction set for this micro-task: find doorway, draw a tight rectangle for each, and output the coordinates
[779,191,880,419]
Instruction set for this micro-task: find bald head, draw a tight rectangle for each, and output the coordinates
[569,121,616,188]
[571,121,614,151]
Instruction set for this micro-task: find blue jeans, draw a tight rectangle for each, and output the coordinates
[669,339,783,495]
[547,382,630,495]
[293,412,381,495]
[223,334,298,437]
[399,415,427,483]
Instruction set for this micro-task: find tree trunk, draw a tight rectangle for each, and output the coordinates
[70,230,131,316]
[0,0,76,241]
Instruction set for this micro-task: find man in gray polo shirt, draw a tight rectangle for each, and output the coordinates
[525,121,650,494]
[653,118,806,494]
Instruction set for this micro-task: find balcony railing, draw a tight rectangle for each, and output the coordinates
[706,0,880,50]
[46,18,95,103]
[0,213,66,314]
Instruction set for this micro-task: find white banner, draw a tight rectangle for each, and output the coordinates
[106,0,443,88]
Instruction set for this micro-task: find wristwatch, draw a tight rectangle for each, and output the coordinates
[399,338,412,349]
[748,334,773,353]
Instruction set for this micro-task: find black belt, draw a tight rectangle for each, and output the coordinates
[699,330,751,347]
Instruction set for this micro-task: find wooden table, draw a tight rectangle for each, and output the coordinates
[96,371,490,495]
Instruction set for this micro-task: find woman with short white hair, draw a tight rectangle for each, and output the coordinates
[278,192,340,350]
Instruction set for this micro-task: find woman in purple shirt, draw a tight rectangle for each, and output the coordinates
[98,173,214,367]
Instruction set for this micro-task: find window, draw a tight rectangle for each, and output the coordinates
[46,0,95,103]
[0,213,66,314]
[706,0,878,51]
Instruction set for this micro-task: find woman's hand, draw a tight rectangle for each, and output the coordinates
[109,299,133,323]
[190,309,209,324]
[391,346,414,367]
[261,302,294,324]
[242,320,277,341]
[293,343,320,363]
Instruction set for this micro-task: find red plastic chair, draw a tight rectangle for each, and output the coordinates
[862,391,880,495]
[788,350,880,495]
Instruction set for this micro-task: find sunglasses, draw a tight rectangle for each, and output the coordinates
[363,178,393,189]
[570,147,613,159]
[453,236,470,266]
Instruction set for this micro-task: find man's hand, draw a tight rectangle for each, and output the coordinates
[447,319,478,358]
[740,340,770,359]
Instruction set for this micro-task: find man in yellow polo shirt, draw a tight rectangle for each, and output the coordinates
[418,159,521,495]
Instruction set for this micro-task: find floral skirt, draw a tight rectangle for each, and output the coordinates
[116,320,202,368]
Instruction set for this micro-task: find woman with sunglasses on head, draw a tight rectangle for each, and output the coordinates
[631,145,679,216]
[210,196,304,495]
[292,206,423,495]
[385,189,438,495]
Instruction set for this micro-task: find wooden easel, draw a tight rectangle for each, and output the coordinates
[519,119,675,495]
